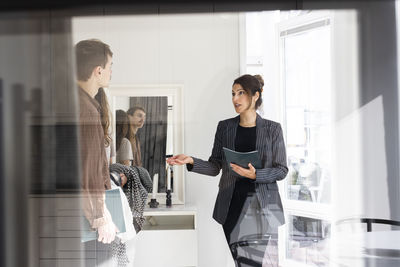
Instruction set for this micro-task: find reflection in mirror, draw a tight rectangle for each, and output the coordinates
[110,85,183,203]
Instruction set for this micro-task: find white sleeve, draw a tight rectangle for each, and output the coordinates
[118,138,134,162]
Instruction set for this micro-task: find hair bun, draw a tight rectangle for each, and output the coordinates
[254,74,264,92]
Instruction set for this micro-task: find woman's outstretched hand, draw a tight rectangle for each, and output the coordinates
[230,163,256,180]
[167,154,194,166]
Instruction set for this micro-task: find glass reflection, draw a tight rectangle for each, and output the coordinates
[114,95,173,192]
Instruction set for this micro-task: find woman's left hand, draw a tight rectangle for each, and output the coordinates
[230,163,256,180]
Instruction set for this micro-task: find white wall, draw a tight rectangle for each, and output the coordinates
[72,13,240,267]
[244,11,282,122]
[114,96,130,111]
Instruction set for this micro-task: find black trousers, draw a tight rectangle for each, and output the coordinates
[223,179,277,267]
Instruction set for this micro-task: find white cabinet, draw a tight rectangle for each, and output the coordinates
[29,194,90,267]
[29,195,197,267]
[133,205,198,267]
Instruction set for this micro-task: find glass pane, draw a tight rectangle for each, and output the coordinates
[283,25,332,203]
[287,215,331,266]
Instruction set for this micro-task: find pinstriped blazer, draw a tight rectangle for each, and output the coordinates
[189,114,288,227]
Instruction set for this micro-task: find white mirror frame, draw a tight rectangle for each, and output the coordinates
[109,84,185,205]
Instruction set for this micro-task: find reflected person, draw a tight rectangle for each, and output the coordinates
[116,109,134,167]
[126,107,146,167]
[167,74,288,266]
[75,39,118,245]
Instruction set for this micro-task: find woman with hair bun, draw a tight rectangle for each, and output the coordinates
[168,74,288,266]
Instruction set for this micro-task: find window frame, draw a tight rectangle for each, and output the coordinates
[276,10,334,266]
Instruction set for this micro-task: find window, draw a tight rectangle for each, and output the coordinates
[278,11,333,266]
[282,18,332,205]
[287,214,331,265]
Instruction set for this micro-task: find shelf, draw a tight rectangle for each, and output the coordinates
[142,204,197,230]
[143,215,195,230]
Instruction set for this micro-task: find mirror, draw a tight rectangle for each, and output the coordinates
[109,84,184,204]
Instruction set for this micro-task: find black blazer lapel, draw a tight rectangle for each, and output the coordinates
[256,114,267,166]
[226,115,240,150]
